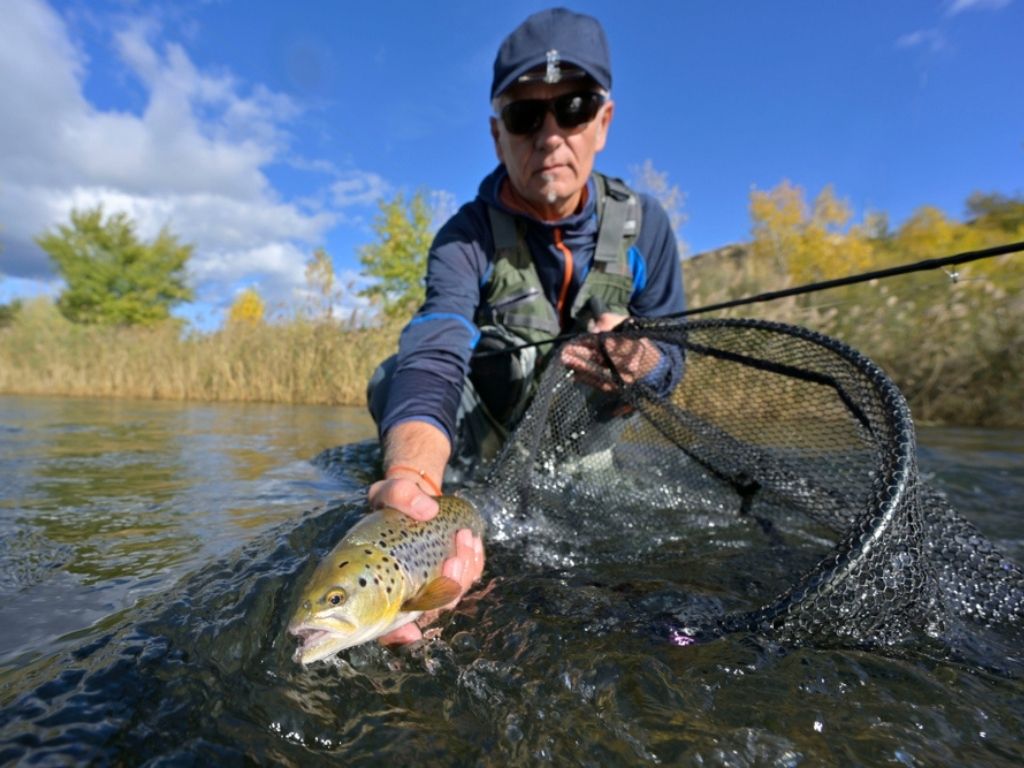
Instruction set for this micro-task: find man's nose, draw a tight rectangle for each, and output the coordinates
[533,110,565,147]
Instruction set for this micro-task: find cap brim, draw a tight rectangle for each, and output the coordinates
[493,61,594,98]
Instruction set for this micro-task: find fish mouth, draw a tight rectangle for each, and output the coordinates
[289,619,357,665]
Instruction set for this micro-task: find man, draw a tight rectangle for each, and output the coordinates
[366,7,685,644]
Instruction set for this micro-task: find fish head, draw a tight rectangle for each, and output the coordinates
[288,543,405,664]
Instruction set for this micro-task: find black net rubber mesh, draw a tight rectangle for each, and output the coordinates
[477,318,1024,649]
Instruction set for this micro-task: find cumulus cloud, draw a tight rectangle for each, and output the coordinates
[0,0,367,318]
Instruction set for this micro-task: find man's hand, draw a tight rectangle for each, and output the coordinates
[559,312,662,392]
[368,476,485,646]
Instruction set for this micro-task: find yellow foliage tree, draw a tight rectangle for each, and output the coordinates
[227,287,265,327]
[749,181,876,286]
[892,206,962,260]
[962,193,1024,292]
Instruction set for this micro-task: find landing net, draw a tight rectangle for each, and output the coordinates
[479,318,1024,648]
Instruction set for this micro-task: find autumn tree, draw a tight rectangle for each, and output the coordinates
[966,192,1024,236]
[227,287,265,326]
[358,191,435,318]
[36,206,193,325]
[749,181,875,286]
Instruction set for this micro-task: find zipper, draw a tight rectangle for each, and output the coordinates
[552,228,574,329]
[489,286,541,311]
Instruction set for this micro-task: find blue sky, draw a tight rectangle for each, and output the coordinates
[1,0,1021,327]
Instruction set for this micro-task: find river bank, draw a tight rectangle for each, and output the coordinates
[1,281,1020,427]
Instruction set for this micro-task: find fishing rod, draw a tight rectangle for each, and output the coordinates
[471,239,1024,359]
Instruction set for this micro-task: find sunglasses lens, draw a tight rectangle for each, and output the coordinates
[501,91,604,135]
[501,101,547,135]
[553,92,603,128]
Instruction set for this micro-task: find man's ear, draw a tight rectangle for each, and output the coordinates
[489,116,504,163]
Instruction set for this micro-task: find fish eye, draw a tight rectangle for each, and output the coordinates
[326,589,346,606]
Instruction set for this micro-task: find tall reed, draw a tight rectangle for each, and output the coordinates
[683,252,1023,427]
[3,254,1021,427]
[0,299,401,406]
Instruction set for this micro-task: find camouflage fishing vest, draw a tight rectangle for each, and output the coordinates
[469,173,642,426]
[478,172,642,345]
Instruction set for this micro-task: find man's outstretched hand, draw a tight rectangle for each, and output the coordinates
[367,474,485,646]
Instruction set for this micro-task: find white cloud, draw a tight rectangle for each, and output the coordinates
[947,0,1012,15]
[0,0,368,320]
[331,172,392,208]
[895,28,947,51]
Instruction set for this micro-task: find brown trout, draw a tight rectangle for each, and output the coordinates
[288,495,484,664]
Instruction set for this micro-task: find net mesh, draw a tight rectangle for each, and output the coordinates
[477,318,1024,648]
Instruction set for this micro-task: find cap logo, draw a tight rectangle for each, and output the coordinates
[545,49,561,84]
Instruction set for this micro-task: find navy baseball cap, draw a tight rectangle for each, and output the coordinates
[491,8,612,100]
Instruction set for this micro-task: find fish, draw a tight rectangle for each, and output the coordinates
[288,494,485,665]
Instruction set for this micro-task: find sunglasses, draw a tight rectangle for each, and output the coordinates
[499,91,606,135]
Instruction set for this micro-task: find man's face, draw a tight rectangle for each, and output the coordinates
[490,80,614,220]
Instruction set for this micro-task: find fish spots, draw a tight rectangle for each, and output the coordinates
[338,560,349,569]
[358,577,367,588]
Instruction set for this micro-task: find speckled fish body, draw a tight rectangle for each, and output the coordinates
[288,495,484,664]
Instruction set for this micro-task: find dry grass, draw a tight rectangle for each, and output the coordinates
[683,253,1024,427]
[0,299,401,406]
[3,248,1021,428]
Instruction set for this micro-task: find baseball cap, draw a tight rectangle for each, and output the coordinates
[491,8,612,100]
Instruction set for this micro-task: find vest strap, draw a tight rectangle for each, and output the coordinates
[481,172,640,343]
[488,205,519,255]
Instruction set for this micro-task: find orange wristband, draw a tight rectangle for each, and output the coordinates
[385,464,443,497]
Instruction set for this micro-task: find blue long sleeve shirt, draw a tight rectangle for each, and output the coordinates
[378,165,686,443]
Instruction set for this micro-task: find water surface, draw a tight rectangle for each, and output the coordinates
[0,395,376,669]
[0,395,1021,765]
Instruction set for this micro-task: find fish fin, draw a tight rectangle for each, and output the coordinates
[401,576,462,612]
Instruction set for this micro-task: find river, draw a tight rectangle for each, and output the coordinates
[0,394,1021,765]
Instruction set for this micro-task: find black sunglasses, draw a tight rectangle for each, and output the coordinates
[499,90,606,135]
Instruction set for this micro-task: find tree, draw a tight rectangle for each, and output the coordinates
[227,287,265,327]
[630,159,687,253]
[0,300,21,328]
[305,248,337,321]
[749,181,875,286]
[36,206,193,325]
[358,191,435,318]
[965,192,1024,235]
